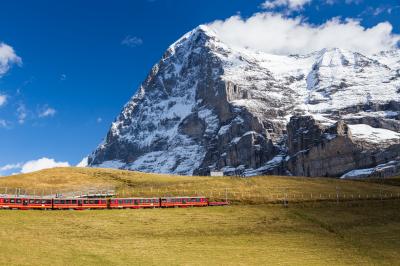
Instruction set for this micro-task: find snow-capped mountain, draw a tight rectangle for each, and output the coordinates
[88,25,400,178]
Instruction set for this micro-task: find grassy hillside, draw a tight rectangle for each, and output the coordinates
[0,203,399,265]
[0,167,399,204]
[0,167,400,265]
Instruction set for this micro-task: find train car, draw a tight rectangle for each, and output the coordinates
[0,197,25,209]
[53,198,78,209]
[81,198,107,209]
[26,198,53,209]
[0,197,53,210]
[160,197,208,208]
[109,198,160,209]
[53,198,107,209]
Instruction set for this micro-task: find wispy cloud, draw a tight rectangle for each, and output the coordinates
[0,94,7,107]
[345,0,362,4]
[121,35,143,47]
[38,106,56,118]
[0,119,8,128]
[359,5,400,17]
[60,73,67,81]
[16,103,27,124]
[0,163,22,171]
[96,117,102,123]
[261,0,311,11]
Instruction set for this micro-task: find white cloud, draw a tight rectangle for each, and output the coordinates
[0,158,70,176]
[262,0,311,11]
[20,157,70,174]
[39,107,56,118]
[16,103,27,124]
[60,74,67,81]
[96,117,102,123]
[0,42,21,77]
[121,35,143,47]
[208,13,400,55]
[77,157,88,167]
[0,94,6,107]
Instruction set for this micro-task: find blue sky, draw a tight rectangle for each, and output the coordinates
[0,0,399,174]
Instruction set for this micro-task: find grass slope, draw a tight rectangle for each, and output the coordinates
[0,167,400,265]
[0,203,399,265]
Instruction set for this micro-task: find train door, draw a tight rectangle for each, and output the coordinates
[78,200,82,207]
[106,198,111,209]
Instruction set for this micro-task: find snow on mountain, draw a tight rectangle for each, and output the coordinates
[349,124,400,147]
[88,25,400,178]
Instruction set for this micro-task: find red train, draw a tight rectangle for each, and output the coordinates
[0,196,227,210]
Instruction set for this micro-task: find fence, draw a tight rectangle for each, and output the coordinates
[1,186,399,206]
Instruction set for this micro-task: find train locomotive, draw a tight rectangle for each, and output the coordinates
[0,196,226,210]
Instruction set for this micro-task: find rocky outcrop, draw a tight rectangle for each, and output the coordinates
[286,116,400,177]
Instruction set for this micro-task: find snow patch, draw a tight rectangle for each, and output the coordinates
[349,124,400,144]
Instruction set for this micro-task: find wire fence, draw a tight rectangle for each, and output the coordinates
[1,186,400,207]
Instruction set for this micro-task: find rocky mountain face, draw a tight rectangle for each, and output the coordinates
[88,25,400,178]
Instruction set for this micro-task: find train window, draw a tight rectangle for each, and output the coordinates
[16,199,22,203]
[61,200,65,204]
[197,198,200,202]
[84,200,88,204]
[140,199,143,203]
[4,199,8,203]
[35,200,40,204]
[10,199,15,203]
[118,200,123,204]
[94,200,99,204]
[134,200,138,205]
[72,200,77,204]
[54,200,60,204]
[29,199,35,204]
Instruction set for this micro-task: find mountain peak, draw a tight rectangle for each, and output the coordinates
[88,25,400,178]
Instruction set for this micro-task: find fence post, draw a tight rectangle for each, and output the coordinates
[336,187,339,205]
